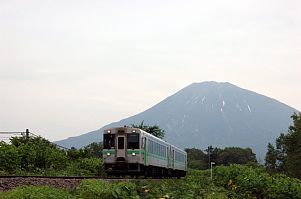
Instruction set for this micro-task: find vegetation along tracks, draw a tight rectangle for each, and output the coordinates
[0,176,160,192]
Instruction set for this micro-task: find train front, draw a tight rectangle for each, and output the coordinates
[102,127,142,176]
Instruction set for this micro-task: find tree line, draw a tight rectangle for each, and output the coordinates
[185,146,257,170]
[0,136,103,176]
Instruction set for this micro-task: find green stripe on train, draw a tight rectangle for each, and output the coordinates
[102,149,115,154]
[127,149,141,154]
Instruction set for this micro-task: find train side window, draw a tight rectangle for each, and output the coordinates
[159,144,161,156]
[159,145,161,156]
[151,140,153,154]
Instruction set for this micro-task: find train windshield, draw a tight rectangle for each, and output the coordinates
[104,134,115,149]
[127,134,139,149]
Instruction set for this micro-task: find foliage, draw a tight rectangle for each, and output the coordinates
[0,186,74,199]
[2,166,301,198]
[185,148,207,169]
[131,121,165,139]
[214,164,301,199]
[76,180,112,199]
[67,142,103,160]
[0,136,103,177]
[64,158,104,176]
[265,143,277,174]
[217,147,257,166]
[0,142,20,173]
[185,146,257,170]
[83,142,103,158]
[265,112,301,178]
[11,136,67,172]
[76,180,139,199]
[134,169,228,199]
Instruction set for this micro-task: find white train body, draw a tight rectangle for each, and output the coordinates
[103,127,187,177]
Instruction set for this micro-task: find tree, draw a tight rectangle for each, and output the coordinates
[131,121,165,139]
[185,148,207,169]
[9,136,67,172]
[185,146,257,170]
[265,112,301,178]
[0,141,20,173]
[279,113,301,178]
[83,142,103,158]
[265,143,277,174]
[217,147,257,166]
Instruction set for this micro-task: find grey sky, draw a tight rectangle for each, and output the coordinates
[1,0,300,141]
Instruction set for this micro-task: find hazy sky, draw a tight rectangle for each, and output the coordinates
[1,0,300,141]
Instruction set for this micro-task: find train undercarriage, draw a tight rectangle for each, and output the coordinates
[104,163,186,178]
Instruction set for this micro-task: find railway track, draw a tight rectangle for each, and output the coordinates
[0,175,155,192]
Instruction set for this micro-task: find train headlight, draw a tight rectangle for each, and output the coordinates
[132,152,136,156]
[107,152,111,156]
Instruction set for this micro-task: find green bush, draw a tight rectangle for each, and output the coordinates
[267,174,301,199]
[0,142,20,173]
[214,164,301,199]
[77,180,112,199]
[77,180,139,199]
[111,181,139,199]
[63,158,104,176]
[0,186,74,199]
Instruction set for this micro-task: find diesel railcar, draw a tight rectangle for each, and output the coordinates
[102,127,187,177]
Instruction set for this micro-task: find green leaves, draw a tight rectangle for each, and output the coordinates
[1,167,301,198]
[77,180,139,199]
[0,186,74,199]
[265,112,301,178]
[214,164,301,199]
[0,142,20,173]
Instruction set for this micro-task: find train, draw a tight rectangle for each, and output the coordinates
[102,127,187,177]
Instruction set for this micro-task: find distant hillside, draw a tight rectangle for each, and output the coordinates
[55,81,298,158]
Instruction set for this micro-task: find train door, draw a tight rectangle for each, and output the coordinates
[142,137,147,165]
[116,135,126,161]
[168,146,170,168]
[168,146,174,169]
[172,149,175,168]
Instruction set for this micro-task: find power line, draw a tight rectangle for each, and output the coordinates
[0,132,25,134]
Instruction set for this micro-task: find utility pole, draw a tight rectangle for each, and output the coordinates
[208,145,213,169]
[210,162,215,181]
[25,129,30,141]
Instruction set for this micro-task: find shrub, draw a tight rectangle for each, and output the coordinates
[77,180,112,199]
[0,186,73,199]
[214,164,301,199]
[0,142,20,173]
[77,180,138,199]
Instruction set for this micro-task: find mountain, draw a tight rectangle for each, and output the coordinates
[55,81,298,158]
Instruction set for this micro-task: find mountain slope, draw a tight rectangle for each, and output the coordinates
[55,82,298,158]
